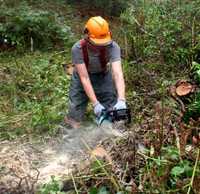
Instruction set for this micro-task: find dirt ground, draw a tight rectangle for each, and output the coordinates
[0,121,128,193]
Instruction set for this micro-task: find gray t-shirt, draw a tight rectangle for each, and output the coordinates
[71,40,121,73]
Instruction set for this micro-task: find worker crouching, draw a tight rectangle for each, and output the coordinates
[65,16,126,128]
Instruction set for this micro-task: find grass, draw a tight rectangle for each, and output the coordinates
[0,51,71,139]
[0,0,79,140]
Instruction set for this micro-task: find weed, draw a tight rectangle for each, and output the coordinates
[0,1,74,51]
[37,176,65,194]
[0,52,70,139]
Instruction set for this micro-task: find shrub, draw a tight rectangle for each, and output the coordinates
[67,0,129,16]
[0,52,69,139]
[120,0,200,66]
[191,61,200,84]
[183,61,200,122]
[0,1,74,50]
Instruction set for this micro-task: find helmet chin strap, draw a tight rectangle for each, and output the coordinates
[83,34,90,42]
[85,37,112,49]
[83,27,89,34]
[84,37,106,50]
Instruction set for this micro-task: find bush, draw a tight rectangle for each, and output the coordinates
[120,0,200,66]
[67,0,129,16]
[139,146,198,193]
[0,1,74,50]
[183,61,200,122]
[0,52,70,139]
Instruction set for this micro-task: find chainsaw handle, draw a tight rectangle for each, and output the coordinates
[109,108,131,124]
[96,109,109,126]
[97,108,131,126]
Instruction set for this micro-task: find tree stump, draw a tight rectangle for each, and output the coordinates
[169,80,197,113]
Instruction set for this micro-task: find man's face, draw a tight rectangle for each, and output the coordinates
[87,37,113,48]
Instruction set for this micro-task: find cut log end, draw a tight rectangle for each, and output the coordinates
[175,82,194,96]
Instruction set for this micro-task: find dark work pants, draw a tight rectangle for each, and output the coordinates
[67,70,117,122]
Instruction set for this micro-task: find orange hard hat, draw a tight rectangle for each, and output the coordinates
[85,16,112,45]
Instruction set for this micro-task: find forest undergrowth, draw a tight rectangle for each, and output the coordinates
[0,0,200,193]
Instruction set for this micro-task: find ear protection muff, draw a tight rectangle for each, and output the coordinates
[84,28,89,34]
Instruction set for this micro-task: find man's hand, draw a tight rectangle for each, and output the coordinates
[94,101,105,117]
[113,99,126,110]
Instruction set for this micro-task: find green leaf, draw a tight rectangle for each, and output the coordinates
[192,61,200,70]
[154,158,162,166]
[89,187,98,194]
[171,166,184,177]
[98,187,110,194]
[182,160,193,177]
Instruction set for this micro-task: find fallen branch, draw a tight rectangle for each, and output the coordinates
[71,172,79,194]
[187,148,200,194]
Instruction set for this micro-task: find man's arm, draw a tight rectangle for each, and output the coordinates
[75,63,98,106]
[111,60,125,100]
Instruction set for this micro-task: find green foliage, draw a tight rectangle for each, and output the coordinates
[140,146,199,193]
[0,52,70,139]
[0,1,74,50]
[120,1,200,121]
[120,0,200,66]
[38,176,65,194]
[89,186,110,194]
[171,160,193,178]
[191,61,200,84]
[183,61,200,122]
[68,0,129,16]
[89,187,127,194]
[90,159,106,174]
[183,92,200,122]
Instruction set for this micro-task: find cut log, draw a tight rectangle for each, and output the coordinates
[175,82,194,96]
[169,80,196,113]
[175,80,195,96]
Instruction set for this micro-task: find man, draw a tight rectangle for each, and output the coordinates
[65,16,126,128]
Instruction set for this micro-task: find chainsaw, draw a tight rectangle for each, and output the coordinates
[97,108,131,126]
